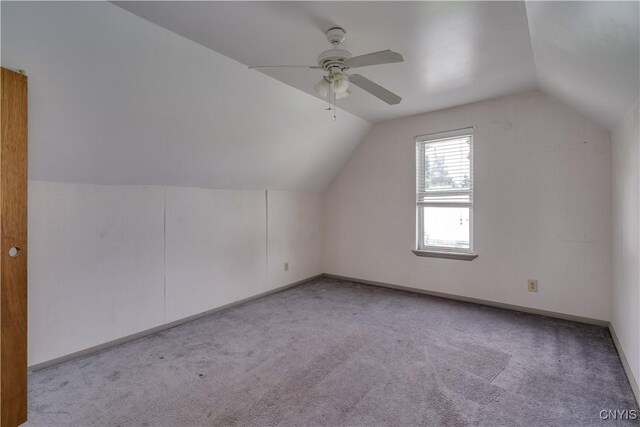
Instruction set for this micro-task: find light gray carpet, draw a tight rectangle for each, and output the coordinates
[27,278,638,426]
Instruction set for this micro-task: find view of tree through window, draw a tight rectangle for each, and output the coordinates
[416,131,473,252]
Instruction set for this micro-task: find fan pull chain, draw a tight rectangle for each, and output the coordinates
[332,89,336,121]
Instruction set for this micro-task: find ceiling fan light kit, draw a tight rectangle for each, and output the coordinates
[335,89,351,100]
[313,77,331,97]
[250,26,404,119]
[331,73,349,94]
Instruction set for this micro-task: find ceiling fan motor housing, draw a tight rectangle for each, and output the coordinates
[318,27,351,72]
[317,49,352,71]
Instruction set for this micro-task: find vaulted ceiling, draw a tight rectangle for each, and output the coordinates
[115,1,639,127]
[2,2,371,191]
[3,2,638,193]
[526,1,639,127]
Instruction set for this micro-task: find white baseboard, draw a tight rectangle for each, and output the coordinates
[608,323,640,407]
[28,274,323,372]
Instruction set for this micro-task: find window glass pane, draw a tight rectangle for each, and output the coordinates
[422,207,470,249]
[422,136,471,192]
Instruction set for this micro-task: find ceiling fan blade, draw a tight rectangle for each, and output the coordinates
[344,50,404,69]
[248,65,322,69]
[348,74,402,105]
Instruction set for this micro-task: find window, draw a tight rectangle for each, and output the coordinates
[415,128,474,257]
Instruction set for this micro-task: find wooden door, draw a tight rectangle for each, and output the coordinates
[0,68,28,426]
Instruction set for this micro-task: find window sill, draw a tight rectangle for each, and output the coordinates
[412,250,478,261]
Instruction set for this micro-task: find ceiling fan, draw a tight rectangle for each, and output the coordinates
[249,27,404,106]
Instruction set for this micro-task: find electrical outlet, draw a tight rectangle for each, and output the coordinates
[284,262,289,272]
[528,279,538,292]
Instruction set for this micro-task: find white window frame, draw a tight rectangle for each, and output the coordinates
[415,127,475,255]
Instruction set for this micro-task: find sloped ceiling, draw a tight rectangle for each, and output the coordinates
[526,1,640,127]
[3,2,638,193]
[2,2,371,191]
[114,1,639,128]
[114,1,539,124]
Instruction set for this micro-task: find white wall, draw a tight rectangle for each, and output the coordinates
[165,187,268,322]
[2,1,335,367]
[28,182,166,366]
[1,1,370,191]
[325,90,612,321]
[267,191,324,289]
[28,181,323,366]
[9,1,627,369]
[611,99,640,388]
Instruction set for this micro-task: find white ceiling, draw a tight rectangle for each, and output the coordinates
[114,1,639,127]
[526,1,640,127]
[114,1,539,123]
[3,2,371,191]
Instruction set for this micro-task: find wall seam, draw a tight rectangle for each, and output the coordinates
[265,189,269,287]
[163,186,167,322]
